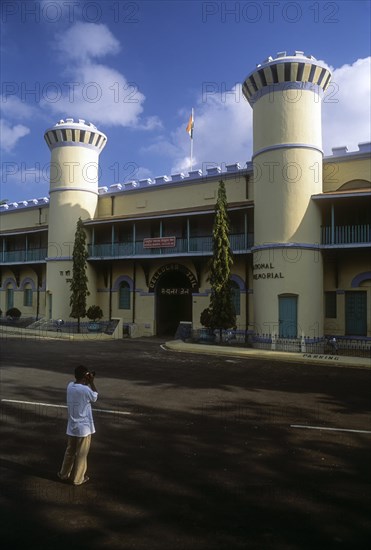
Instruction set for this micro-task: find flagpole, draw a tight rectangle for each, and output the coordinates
[190,107,194,172]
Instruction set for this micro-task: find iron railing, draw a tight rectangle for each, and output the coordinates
[1,248,48,263]
[189,330,371,358]
[88,233,253,258]
[321,224,370,245]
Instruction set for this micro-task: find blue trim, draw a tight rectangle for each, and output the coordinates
[231,274,246,290]
[49,187,98,196]
[20,277,36,291]
[47,141,104,152]
[248,81,324,105]
[45,256,72,261]
[351,271,371,288]
[312,191,371,201]
[1,277,17,290]
[253,143,323,159]
[252,243,320,252]
[112,275,134,292]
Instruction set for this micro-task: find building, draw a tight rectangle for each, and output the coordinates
[1,52,370,339]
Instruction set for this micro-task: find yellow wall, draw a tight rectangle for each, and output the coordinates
[0,207,48,231]
[97,174,249,219]
[253,89,322,153]
[323,157,371,192]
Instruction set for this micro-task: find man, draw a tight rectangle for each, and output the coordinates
[58,365,98,486]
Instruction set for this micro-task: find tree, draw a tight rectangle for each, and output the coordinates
[70,217,89,332]
[200,180,236,340]
[86,305,103,322]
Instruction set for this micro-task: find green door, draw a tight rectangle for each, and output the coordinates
[6,288,14,311]
[279,295,298,338]
[345,291,367,336]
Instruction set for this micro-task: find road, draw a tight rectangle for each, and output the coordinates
[1,337,370,549]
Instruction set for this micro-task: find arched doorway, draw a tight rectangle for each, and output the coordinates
[151,265,197,336]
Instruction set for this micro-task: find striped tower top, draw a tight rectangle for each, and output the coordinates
[242,51,332,106]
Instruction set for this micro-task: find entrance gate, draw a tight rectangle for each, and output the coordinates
[150,264,198,336]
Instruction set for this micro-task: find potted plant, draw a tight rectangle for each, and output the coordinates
[6,307,21,322]
[86,305,103,332]
[199,308,216,343]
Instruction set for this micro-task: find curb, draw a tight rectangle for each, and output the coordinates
[164,340,371,369]
[0,325,113,341]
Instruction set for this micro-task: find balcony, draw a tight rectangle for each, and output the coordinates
[1,248,48,264]
[321,224,371,246]
[88,233,253,259]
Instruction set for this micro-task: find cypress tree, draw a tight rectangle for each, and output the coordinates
[201,180,236,340]
[70,217,89,333]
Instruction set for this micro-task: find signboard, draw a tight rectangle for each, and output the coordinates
[160,288,191,295]
[148,263,198,292]
[143,237,176,249]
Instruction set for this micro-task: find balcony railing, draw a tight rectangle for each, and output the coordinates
[321,224,370,245]
[1,248,48,263]
[88,233,253,258]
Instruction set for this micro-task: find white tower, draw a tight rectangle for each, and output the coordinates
[242,52,332,340]
[44,118,107,320]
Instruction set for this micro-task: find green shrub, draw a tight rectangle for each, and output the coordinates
[6,307,21,319]
[86,305,103,321]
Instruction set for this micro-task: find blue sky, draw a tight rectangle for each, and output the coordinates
[1,0,370,203]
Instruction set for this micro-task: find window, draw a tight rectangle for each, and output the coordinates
[24,287,33,307]
[231,281,241,315]
[118,282,130,309]
[325,291,337,318]
[6,287,14,310]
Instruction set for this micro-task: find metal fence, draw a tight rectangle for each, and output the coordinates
[189,329,371,358]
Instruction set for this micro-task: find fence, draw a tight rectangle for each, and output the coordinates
[189,329,371,358]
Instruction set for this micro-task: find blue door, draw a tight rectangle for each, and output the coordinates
[6,288,14,311]
[279,296,298,338]
[345,291,367,336]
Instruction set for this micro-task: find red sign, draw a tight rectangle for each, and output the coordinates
[143,237,176,249]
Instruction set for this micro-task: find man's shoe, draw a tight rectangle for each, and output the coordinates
[73,476,89,486]
[57,472,69,482]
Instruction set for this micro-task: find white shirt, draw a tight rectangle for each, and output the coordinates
[66,381,98,437]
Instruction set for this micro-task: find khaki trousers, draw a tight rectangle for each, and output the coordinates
[59,434,92,485]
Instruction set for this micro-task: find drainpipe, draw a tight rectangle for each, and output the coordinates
[132,261,136,323]
[245,258,249,341]
[331,202,335,244]
[36,270,40,320]
[109,263,113,321]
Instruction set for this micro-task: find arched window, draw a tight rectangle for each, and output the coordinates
[231,281,240,315]
[24,284,33,307]
[118,281,131,310]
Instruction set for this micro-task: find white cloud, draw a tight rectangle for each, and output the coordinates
[1,95,35,120]
[55,22,120,63]
[322,57,371,154]
[152,57,370,175]
[0,120,30,152]
[44,62,145,127]
[43,22,158,130]
[146,84,253,176]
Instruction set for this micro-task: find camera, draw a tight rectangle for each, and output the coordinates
[90,371,96,377]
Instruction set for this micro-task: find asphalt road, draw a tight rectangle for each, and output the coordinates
[1,336,370,550]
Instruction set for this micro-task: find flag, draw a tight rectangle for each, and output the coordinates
[186,110,194,138]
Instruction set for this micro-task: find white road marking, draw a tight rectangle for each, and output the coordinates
[1,399,131,415]
[290,424,371,434]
